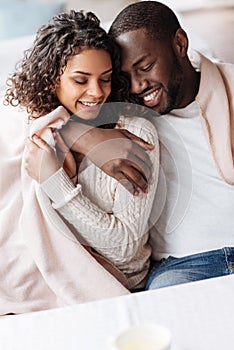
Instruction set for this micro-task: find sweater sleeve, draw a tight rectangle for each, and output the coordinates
[41,117,159,266]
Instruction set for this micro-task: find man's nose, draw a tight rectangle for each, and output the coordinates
[130,76,148,95]
[87,80,103,98]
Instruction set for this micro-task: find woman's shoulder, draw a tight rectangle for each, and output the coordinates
[116,115,158,146]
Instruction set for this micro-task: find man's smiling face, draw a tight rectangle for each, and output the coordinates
[115,28,185,115]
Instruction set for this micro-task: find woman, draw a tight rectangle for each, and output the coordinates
[3,10,159,313]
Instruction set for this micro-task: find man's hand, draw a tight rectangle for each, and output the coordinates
[54,132,77,180]
[61,121,154,195]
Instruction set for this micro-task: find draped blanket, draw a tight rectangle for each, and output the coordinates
[0,103,128,315]
[194,51,234,185]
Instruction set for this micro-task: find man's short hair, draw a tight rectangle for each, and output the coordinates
[109,1,181,42]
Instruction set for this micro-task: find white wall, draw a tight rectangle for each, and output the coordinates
[43,0,234,22]
[153,0,234,11]
[44,0,136,23]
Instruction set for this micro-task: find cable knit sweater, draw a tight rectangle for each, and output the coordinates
[41,115,159,289]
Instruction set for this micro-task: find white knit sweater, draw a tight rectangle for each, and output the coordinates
[41,115,159,289]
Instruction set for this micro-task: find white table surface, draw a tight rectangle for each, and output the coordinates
[1,274,234,350]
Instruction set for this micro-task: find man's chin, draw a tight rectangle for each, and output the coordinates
[139,98,171,116]
[152,100,176,115]
[151,104,170,116]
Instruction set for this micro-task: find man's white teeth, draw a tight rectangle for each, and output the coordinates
[82,101,98,107]
[143,89,158,102]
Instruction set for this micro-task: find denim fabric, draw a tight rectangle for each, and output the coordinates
[145,247,234,290]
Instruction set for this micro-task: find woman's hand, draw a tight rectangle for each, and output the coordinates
[25,133,77,183]
[61,121,154,195]
[25,135,60,183]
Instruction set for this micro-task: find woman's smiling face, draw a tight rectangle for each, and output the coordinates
[56,48,112,120]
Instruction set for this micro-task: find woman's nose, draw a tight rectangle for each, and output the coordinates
[86,80,103,99]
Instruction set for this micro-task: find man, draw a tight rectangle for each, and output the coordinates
[63,1,234,289]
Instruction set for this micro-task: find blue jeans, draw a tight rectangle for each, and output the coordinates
[145,247,234,290]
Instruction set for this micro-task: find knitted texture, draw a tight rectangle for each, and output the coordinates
[42,115,159,289]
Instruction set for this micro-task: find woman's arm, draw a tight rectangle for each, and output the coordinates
[41,118,159,267]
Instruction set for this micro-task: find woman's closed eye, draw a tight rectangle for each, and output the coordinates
[73,76,111,85]
[74,79,87,85]
[100,76,112,83]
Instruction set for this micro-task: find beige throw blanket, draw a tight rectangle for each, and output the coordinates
[0,103,128,315]
[194,51,234,185]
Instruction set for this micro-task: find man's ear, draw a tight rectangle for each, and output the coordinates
[173,28,188,57]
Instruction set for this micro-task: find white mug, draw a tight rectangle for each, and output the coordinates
[111,323,172,350]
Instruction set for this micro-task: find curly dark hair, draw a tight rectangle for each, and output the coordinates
[4,10,130,118]
[109,1,181,42]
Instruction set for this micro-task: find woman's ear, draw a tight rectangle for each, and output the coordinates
[173,28,188,57]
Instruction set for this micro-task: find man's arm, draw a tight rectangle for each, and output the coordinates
[60,121,154,195]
